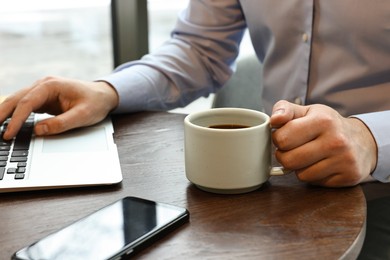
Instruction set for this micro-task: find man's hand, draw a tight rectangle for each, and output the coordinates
[0,76,119,140]
[270,100,377,187]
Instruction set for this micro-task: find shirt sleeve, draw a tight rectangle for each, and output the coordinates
[353,111,390,182]
[99,0,246,113]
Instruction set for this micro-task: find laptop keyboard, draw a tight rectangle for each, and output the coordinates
[0,114,34,181]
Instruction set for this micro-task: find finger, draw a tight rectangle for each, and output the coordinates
[295,161,349,188]
[270,100,309,128]
[295,159,335,183]
[2,86,53,139]
[295,159,361,188]
[272,103,336,151]
[315,174,361,188]
[0,88,32,123]
[299,172,353,188]
[272,118,320,151]
[0,77,51,124]
[275,140,327,170]
[0,98,16,124]
[34,105,100,136]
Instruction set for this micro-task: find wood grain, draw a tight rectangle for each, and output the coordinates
[0,112,366,260]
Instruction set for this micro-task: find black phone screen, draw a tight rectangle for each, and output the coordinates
[13,197,189,260]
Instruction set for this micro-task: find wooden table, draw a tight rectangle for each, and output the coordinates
[0,112,366,259]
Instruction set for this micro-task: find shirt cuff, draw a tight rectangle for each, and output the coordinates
[353,111,390,182]
[97,65,170,114]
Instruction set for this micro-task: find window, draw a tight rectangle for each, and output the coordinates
[1,0,252,112]
[0,0,112,95]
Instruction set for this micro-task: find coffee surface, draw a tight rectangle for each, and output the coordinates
[208,124,249,129]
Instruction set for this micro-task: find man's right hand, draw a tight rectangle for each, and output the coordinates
[0,76,119,140]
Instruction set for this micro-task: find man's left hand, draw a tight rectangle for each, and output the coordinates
[270,100,377,187]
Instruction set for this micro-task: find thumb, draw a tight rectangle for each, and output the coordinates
[34,115,73,136]
[270,100,309,128]
[34,109,94,136]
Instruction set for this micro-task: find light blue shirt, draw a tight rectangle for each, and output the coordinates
[101,0,390,182]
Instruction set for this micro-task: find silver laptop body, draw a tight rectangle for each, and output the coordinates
[0,113,122,192]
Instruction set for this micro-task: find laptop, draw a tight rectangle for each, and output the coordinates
[0,113,123,193]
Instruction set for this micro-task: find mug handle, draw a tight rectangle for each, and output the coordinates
[270,166,290,176]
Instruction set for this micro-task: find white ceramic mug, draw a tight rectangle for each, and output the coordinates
[184,108,286,194]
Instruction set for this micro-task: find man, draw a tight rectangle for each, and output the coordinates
[0,3,388,186]
[1,1,390,258]
[0,3,390,186]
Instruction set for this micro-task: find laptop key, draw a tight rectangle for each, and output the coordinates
[1,114,34,182]
[17,162,27,167]
[12,150,29,157]
[7,168,16,174]
[15,173,25,180]
[0,139,12,146]
[0,145,11,151]
[17,167,26,173]
[0,151,9,156]
[10,157,28,163]
[13,120,33,151]
[13,132,32,150]
[0,167,4,180]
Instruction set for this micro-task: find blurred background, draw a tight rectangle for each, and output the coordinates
[0,0,252,112]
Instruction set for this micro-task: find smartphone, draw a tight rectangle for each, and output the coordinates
[12,196,189,260]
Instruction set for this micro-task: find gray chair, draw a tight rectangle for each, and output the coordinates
[212,54,264,111]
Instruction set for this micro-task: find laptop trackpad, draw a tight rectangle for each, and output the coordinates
[42,127,108,153]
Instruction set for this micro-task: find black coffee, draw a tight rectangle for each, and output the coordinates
[208,124,249,129]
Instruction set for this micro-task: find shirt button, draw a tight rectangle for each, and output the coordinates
[294,97,303,105]
[302,33,309,43]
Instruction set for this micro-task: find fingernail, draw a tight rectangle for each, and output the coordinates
[273,108,285,115]
[35,124,48,135]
